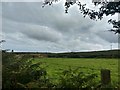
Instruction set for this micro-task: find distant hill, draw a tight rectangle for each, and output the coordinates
[3,49,120,58]
[47,49,120,58]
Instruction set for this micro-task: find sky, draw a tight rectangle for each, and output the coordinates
[1,0,119,52]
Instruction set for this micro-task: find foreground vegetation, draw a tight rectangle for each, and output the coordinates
[2,52,119,89]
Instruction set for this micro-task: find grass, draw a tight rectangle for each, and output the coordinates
[32,58,118,84]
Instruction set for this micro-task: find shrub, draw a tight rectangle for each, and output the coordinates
[57,67,98,88]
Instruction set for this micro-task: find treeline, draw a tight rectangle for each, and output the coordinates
[3,49,120,58]
[47,49,120,58]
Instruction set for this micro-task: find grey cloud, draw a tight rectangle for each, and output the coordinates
[2,2,118,52]
[2,17,63,43]
[2,2,64,25]
[92,19,118,43]
[22,24,63,42]
[2,2,95,33]
[96,32,118,43]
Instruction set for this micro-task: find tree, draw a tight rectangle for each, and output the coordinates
[42,0,120,34]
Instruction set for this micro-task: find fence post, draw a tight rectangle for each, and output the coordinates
[101,69,111,86]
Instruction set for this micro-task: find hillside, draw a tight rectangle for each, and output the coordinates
[3,49,120,58]
[47,49,120,58]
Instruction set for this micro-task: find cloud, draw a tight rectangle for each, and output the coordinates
[2,18,63,44]
[22,24,63,42]
[2,2,118,52]
[1,0,44,2]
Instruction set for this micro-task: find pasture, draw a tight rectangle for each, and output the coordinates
[32,58,118,84]
[2,52,119,88]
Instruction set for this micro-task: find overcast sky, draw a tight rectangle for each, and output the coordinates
[1,0,119,52]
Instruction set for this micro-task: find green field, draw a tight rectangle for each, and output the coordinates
[32,58,118,84]
[3,52,119,88]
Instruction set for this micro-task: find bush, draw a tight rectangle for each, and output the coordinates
[57,67,98,88]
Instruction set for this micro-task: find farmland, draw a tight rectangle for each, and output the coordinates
[32,58,118,84]
[2,51,119,88]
